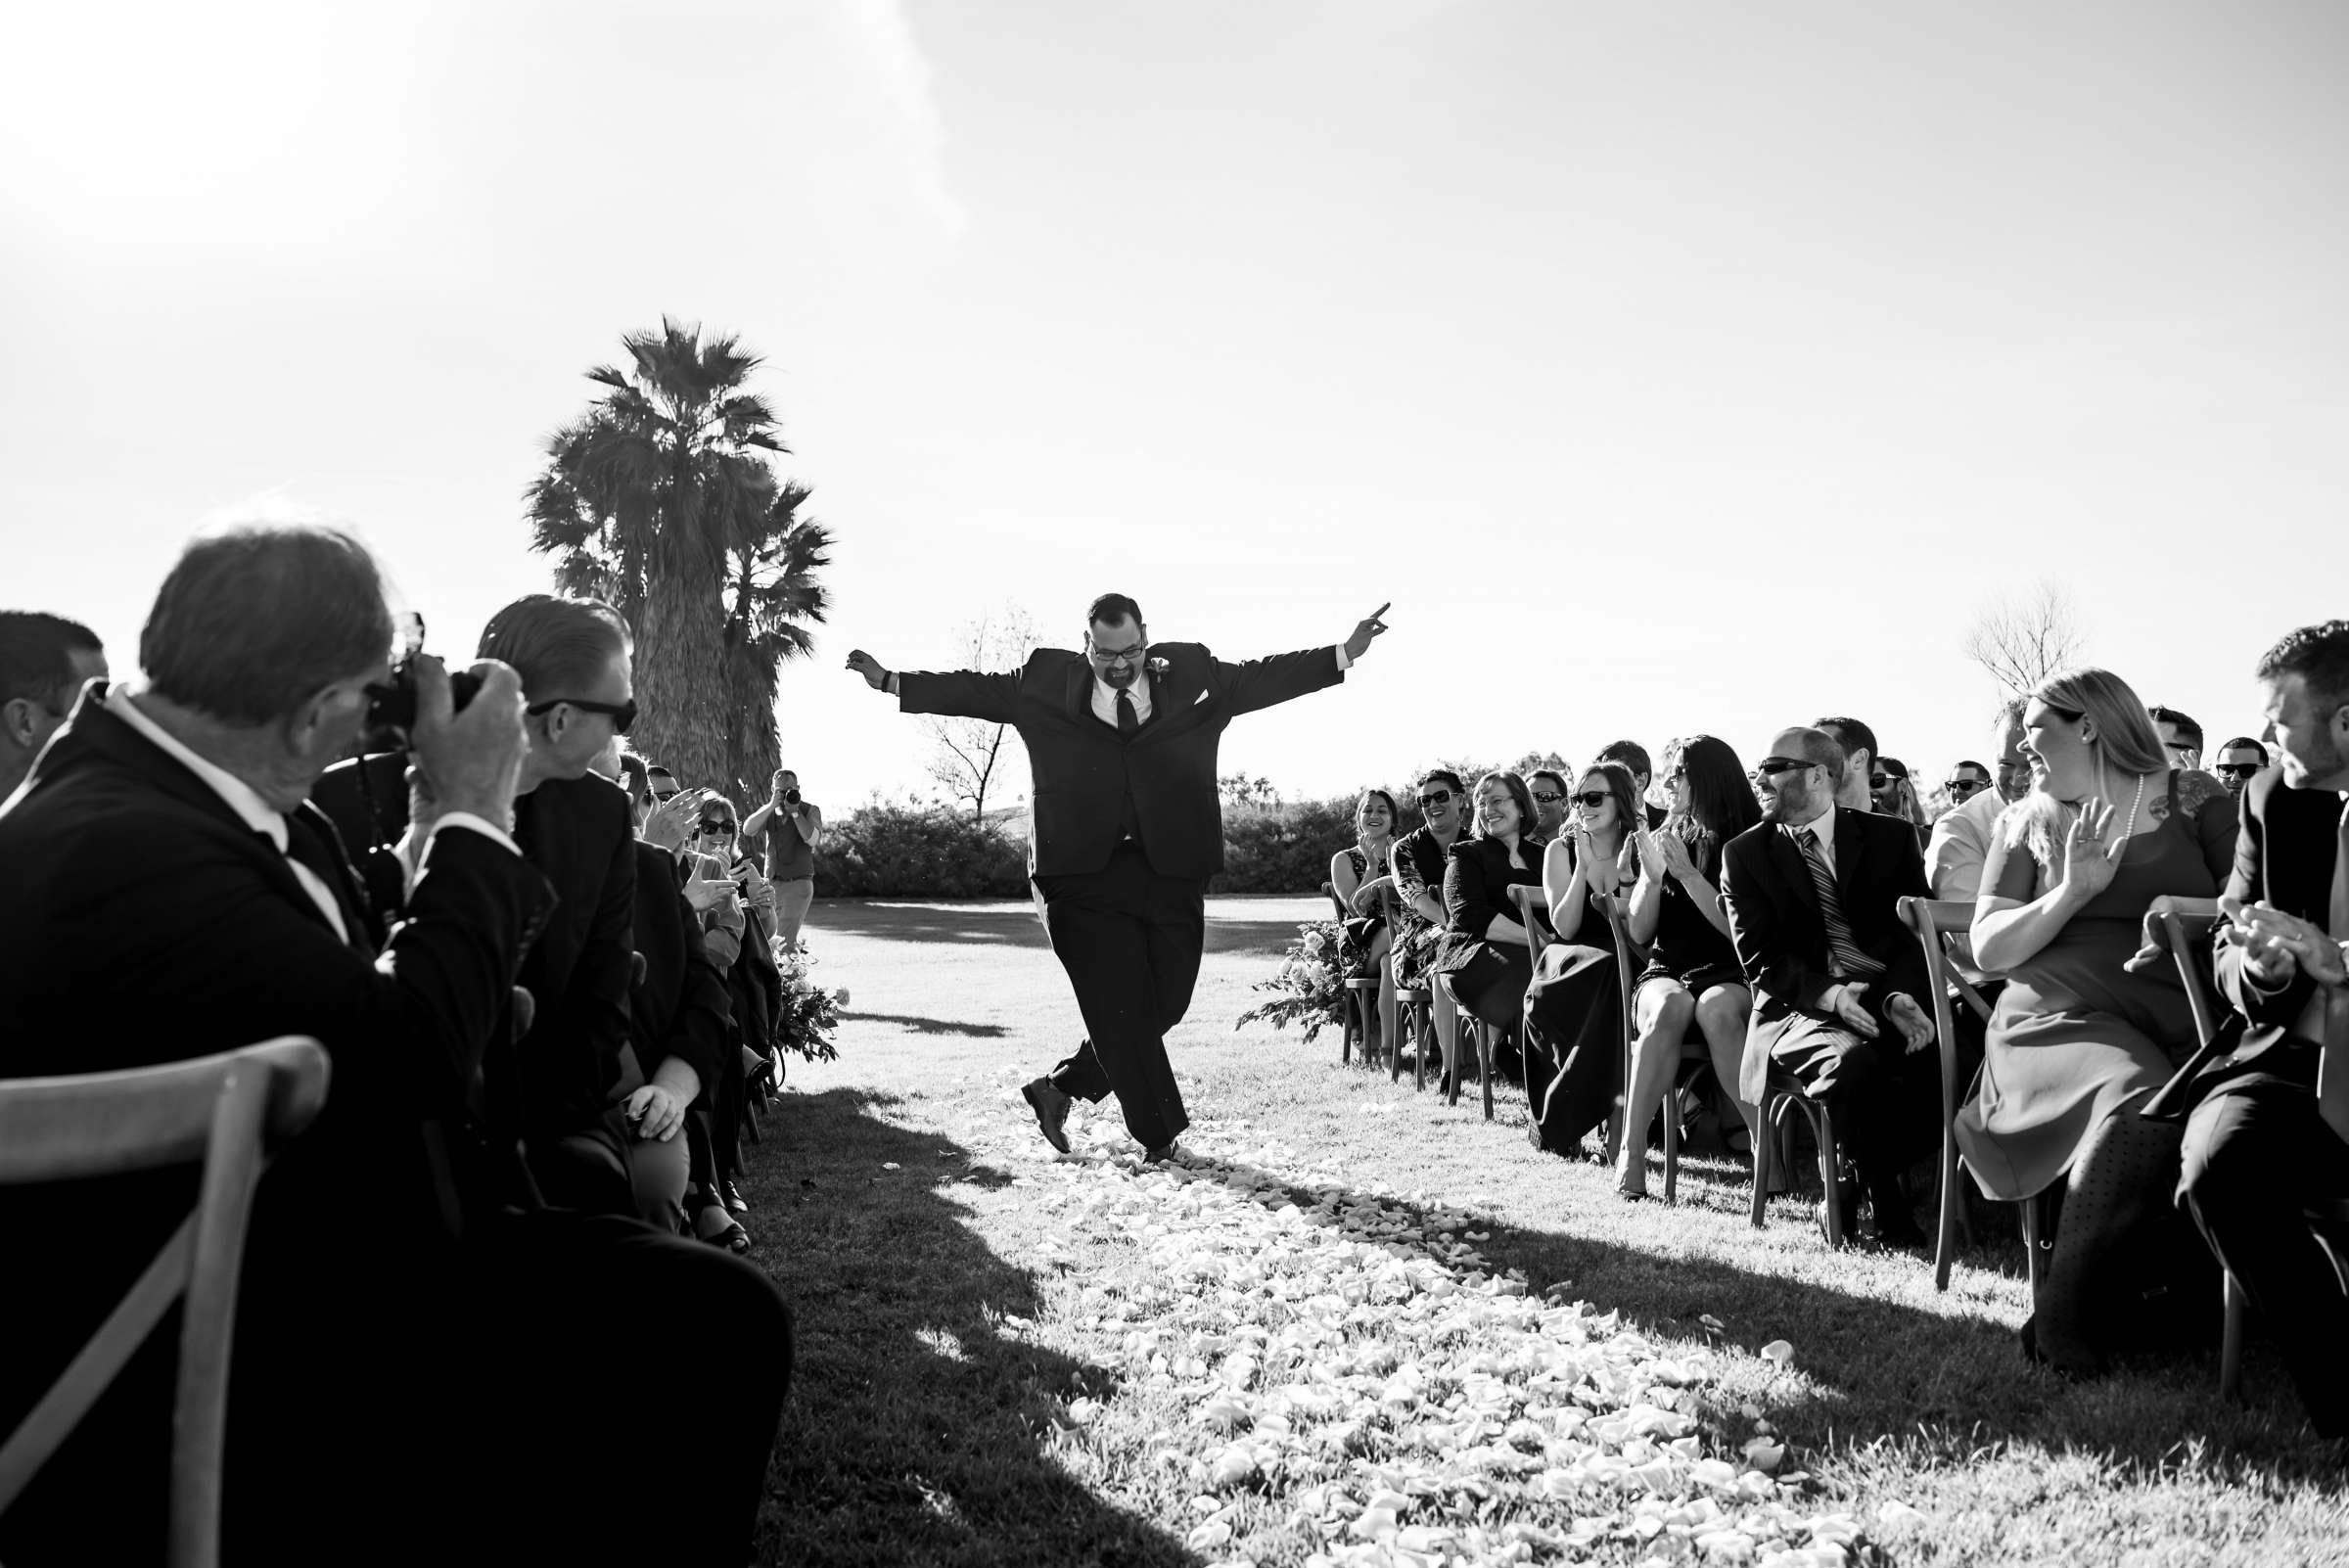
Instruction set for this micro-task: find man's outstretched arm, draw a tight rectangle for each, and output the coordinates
[1222,604,1390,715]
[846,647,1020,723]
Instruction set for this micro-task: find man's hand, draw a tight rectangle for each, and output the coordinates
[645,788,709,853]
[1885,992,1934,1053]
[623,1083,686,1142]
[2229,898,2348,988]
[682,853,736,913]
[408,657,527,829]
[1831,982,1881,1039]
[1343,603,1391,662]
[845,650,891,691]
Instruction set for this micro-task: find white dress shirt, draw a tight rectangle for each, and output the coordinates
[1783,802,1838,877]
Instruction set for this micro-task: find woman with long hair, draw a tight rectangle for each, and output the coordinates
[1618,737,1761,1198]
[1520,761,1642,1157]
[1959,667,2236,1373]
[1427,771,1554,1042]
[1331,788,1401,1026]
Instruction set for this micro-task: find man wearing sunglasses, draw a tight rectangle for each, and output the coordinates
[1723,725,1937,1247]
[2149,705,2204,770]
[850,592,1390,1161]
[2212,736,2268,797]
[1528,769,1570,838]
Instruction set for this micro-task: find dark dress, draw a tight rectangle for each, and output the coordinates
[1522,856,1621,1157]
[1429,836,1551,1029]
[1335,845,1389,977]
[1635,833,1743,998]
[1956,771,2237,1199]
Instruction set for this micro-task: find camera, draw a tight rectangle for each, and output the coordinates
[784,787,802,806]
[364,613,480,733]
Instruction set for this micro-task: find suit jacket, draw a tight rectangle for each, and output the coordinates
[0,686,555,1508]
[2145,767,2345,1113]
[898,641,1345,880]
[1720,807,1932,1102]
[1429,835,1552,975]
[628,841,733,1098]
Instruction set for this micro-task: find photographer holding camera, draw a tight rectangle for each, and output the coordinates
[0,525,789,1567]
[742,764,823,949]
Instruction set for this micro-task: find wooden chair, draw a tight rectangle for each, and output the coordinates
[1751,1067,1848,1244]
[1395,974,1434,1090]
[0,1038,332,1568]
[1897,897,2003,1291]
[1597,892,1712,1203]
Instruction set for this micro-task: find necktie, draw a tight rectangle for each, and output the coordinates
[272,811,359,947]
[2318,801,2349,1141]
[1117,688,1139,738]
[1790,822,1883,979]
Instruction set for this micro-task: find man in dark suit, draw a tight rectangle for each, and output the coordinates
[0,610,109,800]
[0,526,789,1566]
[849,592,1388,1158]
[1722,724,1937,1245]
[2157,619,2349,1437]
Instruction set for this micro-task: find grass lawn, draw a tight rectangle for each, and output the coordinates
[742,897,2349,1566]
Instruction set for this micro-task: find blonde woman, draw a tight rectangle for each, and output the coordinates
[1960,667,2236,1374]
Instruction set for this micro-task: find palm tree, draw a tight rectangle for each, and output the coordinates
[724,481,833,806]
[525,318,826,796]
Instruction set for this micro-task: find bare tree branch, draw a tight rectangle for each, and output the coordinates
[921,603,1039,821]
[1961,578,2087,696]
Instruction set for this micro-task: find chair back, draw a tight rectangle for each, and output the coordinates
[1510,883,1551,960]
[1320,880,1346,921]
[0,1038,331,1568]
[1594,892,1640,1034]
[2146,895,2225,1048]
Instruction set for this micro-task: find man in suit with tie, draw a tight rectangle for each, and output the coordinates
[2159,619,2349,1437]
[1722,724,1938,1245]
[0,525,790,1566]
[848,593,1388,1159]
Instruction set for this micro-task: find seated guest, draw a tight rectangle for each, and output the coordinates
[1872,757,1931,847]
[0,610,108,799]
[1944,758,1996,807]
[1390,768,1468,991]
[1620,737,1761,1197]
[1723,725,1938,1246]
[2149,704,2205,770]
[1522,761,1640,1157]
[2212,735,2268,797]
[1428,772,1555,1064]
[1331,788,1399,1002]
[1926,698,2029,979]
[1958,668,2235,1373]
[1595,738,1668,829]
[2162,620,2349,1435]
[1529,768,1570,839]
[1813,715,1881,812]
[0,524,788,1567]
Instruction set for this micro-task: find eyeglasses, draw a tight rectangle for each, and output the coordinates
[1530,790,1565,805]
[527,695,638,734]
[1415,789,1454,807]
[1086,641,1148,668]
[1571,791,1610,807]
[1868,773,1890,790]
[698,821,736,835]
[652,788,679,804]
[1666,768,1687,785]
[1944,778,1990,796]
[1751,758,1814,778]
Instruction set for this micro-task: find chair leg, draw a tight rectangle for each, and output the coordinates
[1479,1023,1496,1121]
[2220,1271,2247,1403]
[1817,1107,1845,1247]
[1382,982,1401,1081]
[1750,1093,1773,1229]
[1933,1119,1961,1292]
[2020,1194,2046,1293]
[1661,1076,1681,1207]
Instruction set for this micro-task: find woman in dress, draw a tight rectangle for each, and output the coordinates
[1331,788,1400,1039]
[1389,768,1468,992]
[1959,667,2236,1373]
[1520,761,1641,1157]
[1428,771,1554,1038]
[1615,737,1762,1197]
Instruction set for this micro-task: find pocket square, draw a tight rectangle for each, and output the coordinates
[1193,690,1211,707]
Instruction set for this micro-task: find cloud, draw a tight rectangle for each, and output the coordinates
[829,0,968,239]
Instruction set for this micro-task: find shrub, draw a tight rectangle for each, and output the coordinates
[1233,919,1349,1040]
[771,946,843,1062]
[813,801,1031,899]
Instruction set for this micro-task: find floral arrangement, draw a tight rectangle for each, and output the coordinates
[1234,919,1350,1041]
[770,944,843,1062]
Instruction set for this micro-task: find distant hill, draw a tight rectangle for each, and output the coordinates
[981,803,1033,845]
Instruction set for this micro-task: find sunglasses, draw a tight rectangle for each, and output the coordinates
[1752,758,1814,778]
[1415,789,1454,807]
[1666,768,1687,785]
[698,820,737,835]
[1530,790,1565,805]
[527,695,638,734]
[652,788,679,803]
[2215,762,2262,777]
[1571,791,1611,807]
[1944,778,1990,795]
[1869,773,1890,789]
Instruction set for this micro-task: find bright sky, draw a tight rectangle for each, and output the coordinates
[6,1,2344,811]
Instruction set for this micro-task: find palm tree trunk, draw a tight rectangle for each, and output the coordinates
[637,570,730,794]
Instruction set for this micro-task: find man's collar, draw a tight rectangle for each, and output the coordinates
[1781,802,1834,838]
[104,684,289,849]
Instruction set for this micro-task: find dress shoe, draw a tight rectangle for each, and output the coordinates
[1022,1078,1073,1154]
[1143,1141,1180,1165]
[721,1180,749,1214]
[1815,1180,1861,1246]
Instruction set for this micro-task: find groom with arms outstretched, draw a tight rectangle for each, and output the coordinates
[849,592,1388,1159]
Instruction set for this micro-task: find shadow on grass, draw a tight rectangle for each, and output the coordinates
[1143,1131,2345,1495]
[744,1086,1198,1568]
[849,1012,1014,1038]
[812,898,1319,961]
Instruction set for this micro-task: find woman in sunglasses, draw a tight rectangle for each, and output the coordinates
[1619,737,1761,1196]
[1871,758,1932,849]
[1521,761,1642,1158]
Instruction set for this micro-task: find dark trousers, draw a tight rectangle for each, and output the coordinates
[2180,1075,2349,1435]
[1035,843,1203,1149]
[1771,1014,1941,1220]
[529,1104,636,1216]
[1445,943,1534,1031]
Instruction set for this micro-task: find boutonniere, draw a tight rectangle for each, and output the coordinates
[1146,656,1171,677]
